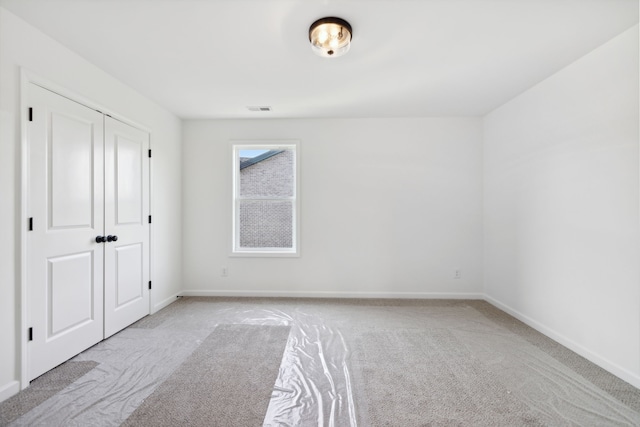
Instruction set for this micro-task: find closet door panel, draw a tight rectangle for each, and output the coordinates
[104,116,150,338]
[27,83,105,381]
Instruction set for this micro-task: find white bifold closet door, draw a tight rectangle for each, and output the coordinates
[27,83,150,380]
[103,116,150,338]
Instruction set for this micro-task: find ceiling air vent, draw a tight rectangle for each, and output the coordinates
[247,106,272,112]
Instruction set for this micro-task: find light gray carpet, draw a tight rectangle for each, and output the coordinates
[0,361,98,426]
[3,297,640,426]
[121,324,291,427]
[128,296,190,329]
[352,328,544,426]
[346,300,640,426]
[471,300,640,413]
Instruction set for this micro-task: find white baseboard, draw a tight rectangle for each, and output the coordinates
[180,289,485,300]
[152,292,181,314]
[0,380,20,403]
[484,294,640,389]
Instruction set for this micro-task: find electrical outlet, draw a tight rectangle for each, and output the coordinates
[221,267,228,277]
[454,269,462,279]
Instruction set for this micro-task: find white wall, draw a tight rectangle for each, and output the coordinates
[182,118,483,298]
[0,7,182,399]
[483,25,640,387]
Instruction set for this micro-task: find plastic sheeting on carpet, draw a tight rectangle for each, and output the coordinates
[122,324,291,426]
[0,361,98,426]
[8,298,359,426]
[7,297,640,426]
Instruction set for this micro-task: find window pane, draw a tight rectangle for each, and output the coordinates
[239,200,293,248]
[239,149,294,198]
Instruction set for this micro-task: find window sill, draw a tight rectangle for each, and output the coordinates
[229,250,300,258]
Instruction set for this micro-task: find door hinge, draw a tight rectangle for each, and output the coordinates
[148,149,152,158]
[28,217,33,231]
[148,215,152,224]
[148,281,152,290]
[28,327,33,341]
[28,107,33,122]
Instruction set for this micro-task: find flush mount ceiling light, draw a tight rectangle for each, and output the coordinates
[309,17,352,58]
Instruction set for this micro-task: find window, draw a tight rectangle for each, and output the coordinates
[232,141,299,255]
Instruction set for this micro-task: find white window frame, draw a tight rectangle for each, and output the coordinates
[231,140,300,257]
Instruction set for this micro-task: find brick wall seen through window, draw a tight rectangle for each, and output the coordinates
[233,144,298,254]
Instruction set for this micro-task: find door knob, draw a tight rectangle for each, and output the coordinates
[95,236,106,243]
[107,235,118,242]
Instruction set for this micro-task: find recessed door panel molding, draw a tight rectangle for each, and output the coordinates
[115,244,143,308]
[48,252,94,337]
[115,135,143,225]
[27,83,105,381]
[27,83,150,381]
[49,112,95,230]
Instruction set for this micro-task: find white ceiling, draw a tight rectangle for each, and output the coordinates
[1,0,637,119]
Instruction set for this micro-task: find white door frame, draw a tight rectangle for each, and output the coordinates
[19,69,154,389]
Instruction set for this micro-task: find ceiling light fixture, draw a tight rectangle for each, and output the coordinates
[309,17,352,58]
